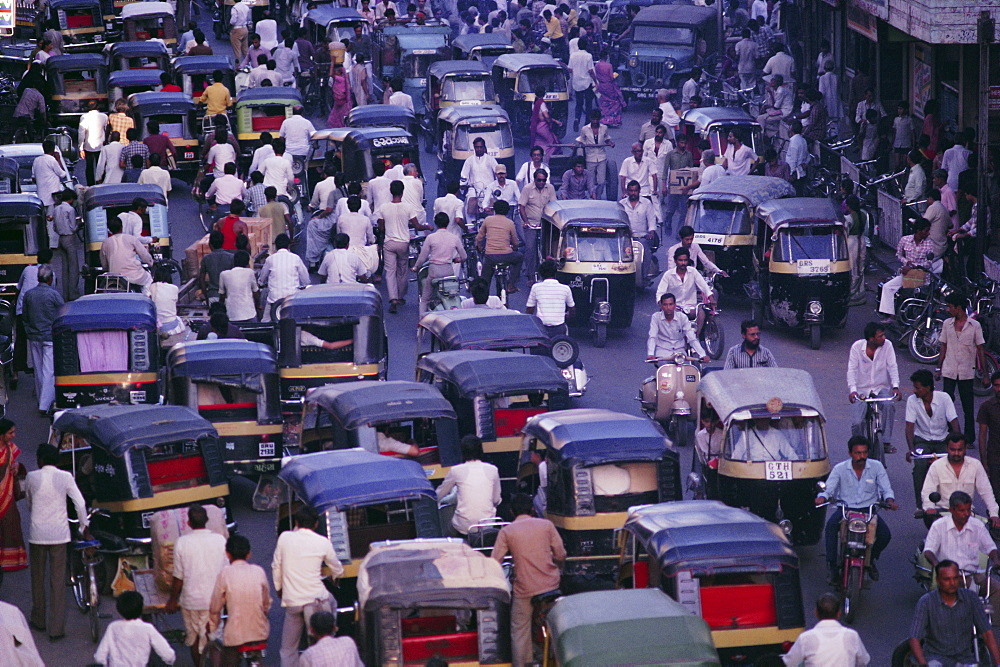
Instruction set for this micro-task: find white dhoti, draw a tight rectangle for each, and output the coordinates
[350,244,380,275]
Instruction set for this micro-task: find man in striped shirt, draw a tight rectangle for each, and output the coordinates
[723,319,777,369]
[526,259,574,337]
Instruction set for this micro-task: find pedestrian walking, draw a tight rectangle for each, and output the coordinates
[230,0,252,66]
[26,444,87,641]
[22,266,61,416]
[782,592,870,666]
[575,109,613,199]
[377,180,424,314]
[0,420,26,575]
[258,234,309,321]
[49,189,81,301]
[77,102,107,185]
[209,534,271,667]
[938,292,986,444]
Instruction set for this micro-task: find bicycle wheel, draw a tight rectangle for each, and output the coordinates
[70,551,89,612]
[864,409,884,465]
[974,353,999,397]
[87,565,101,643]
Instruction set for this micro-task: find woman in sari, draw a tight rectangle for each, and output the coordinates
[0,419,27,573]
[327,63,352,128]
[594,50,625,127]
[530,86,562,159]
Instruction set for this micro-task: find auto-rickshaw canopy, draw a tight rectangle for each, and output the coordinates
[436,104,508,128]
[0,193,43,217]
[83,183,168,211]
[418,310,550,350]
[278,449,436,513]
[523,408,669,466]
[358,539,510,611]
[109,69,164,90]
[757,197,842,232]
[453,33,513,59]
[0,159,19,194]
[346,104,416,132]
[52,404,217,459]
[277,283,381,322]
[337,126,414,153]
[121,1,173,19]
[682,106,759,131]
[236,86,304,107]
[166,340,277,387]
[129,91,196,118]
[428,59,491,79]
[493,53,562,73]
[305,381,455,430]
[688,175,796,208]
[542,200,630,231]
[547,589,721,667]
[45,53,108,91]
[625,500,799,576]
[53,293,157,334]
[698,368,825,424]
[108,41,170,66]
[416,350,567,397]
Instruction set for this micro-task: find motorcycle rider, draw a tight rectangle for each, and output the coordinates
[847,321,902,455]
[906,368,960,509]
[921,433,1000,528]
[816,435,897,583]
[460,137,499,219]
[646,292,709,363]
[655,247,716,336]
[665,225,725,275]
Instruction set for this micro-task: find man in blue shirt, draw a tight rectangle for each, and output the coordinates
[816,435,898,583]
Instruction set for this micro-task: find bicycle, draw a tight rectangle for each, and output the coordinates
[860,395,897,465]
[69,509,107,643]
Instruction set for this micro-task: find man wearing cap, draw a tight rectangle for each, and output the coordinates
[484,164,521,223]
[278,107,316,163]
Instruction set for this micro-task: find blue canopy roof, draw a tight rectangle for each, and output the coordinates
[166,340,277,378]
[173,55,234,74]
[418,310,550,351]
[277,284,381,322]
[279,449,436,512]
[305,381,455,429]
[0,194,44,217]
[305,5,365,25]
[52,404,217,458]
[236,87,303,105]
[109,69,164,87]
[45,53,105,72]
[128,91,196,115]
[417,351,567,397]
[53,293,157,334]
[82,183,167,209]
[109,42,170,58]
[523,409,671,466]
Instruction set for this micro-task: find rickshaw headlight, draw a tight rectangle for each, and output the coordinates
[848,518,866,533]
[778,519,792,535]
[561,367,574,381]
[808,301,822,315]
[216,497,226,507]
[628,56,638,68]
[664,58,676,70]
[596,301,610,316]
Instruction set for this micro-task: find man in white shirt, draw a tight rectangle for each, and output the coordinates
[118,198,155,245]
[261,138,296,196]
[137,153,172,197]
[258,233,309,321]
[526,259,574,335]
[96,132,125,184]
[655,246,714,327]
[400,163,425,225]
[460,137,499,206]
[681,66,701,111]
[218,250,259,322]
[642,125,672,192]
[723,131,757,176]
[273,507,344,667]
[665,225,724,275]
[620,181,657,281]
[647,292,708,361]
[434,180,467,236]
[165,505,228,667]
[921,433,1000,523]
[847,322,901,453]
[576,109,614,199]
[907,368,961,508]
[785,120,809,193]
[309,169,339,215]
[279,107,316,160]
[1,599,44,666]
[318,233,368,284]
[692,149,726,192]
[31,140,67,215]
[248,133,276,175]
[619,143,657,221]
[378,179,424,313]
[387,77,414,111]
[229,0,252,65]
[436,435,502,536]
[941,133,973,192]
[515,147,549,189]
[484,164,520,218]
[782,593,870,667]
[656,88,681,131]
[367,161,394,212]
[77,103,107,185]
[567,37,595,131]
[26,444,88,640]
[763,43,795,87]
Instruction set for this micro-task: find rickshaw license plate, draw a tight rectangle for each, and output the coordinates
[544,93,560,100]
[259,442,275,457]
[141,512,154,529]
[184,152,195,160]
[129,390,146,403]
[796,259,830,275]
[765,461,793,480]
[694,233,725,247]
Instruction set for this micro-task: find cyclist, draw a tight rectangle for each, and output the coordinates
[460,137,498,220]
[847,321,902,455]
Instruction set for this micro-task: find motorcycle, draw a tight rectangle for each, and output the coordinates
[640,354,700,448]
[696,277,724,360]
[880,262,952,364]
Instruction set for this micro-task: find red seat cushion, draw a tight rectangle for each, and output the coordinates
[402,631,478,663]
[700,584,776,629]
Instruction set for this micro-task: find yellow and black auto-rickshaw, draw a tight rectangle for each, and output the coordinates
[519,408,681,592]
[432,104,513,197]
[358,539,512,666]
[618,500,805,664]
[120,1,176,49]
[753,198,851,350]
[694,368,830,545]
[53,293,160,409]
[165,340,283,479]
[678,107,765,163]
[308,126,422,192]
[424,60,495,117]
[129,91,201,173]
[346,104,420,138]
[106,41,170,71]
[539,200,636,347]
[491,54,568,139]
[0,194,44,293]
[46,53,109,122]
[452,33,514,68]
[234,86,303,150]
[41,0,107,53]
[82,183,169,268]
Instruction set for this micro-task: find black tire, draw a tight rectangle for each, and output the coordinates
[809,324,821,350]
[751,299,765,328]
[701,318,724,360]
[88,586,100,643]
[864,412,885,466]
[842,566,861,624]
[908,319,943,364]
[594,322,607,347]
[71,553,89,613]
[605,159,618,201]
[891,640,918,667]
[974,354,999,397]
[669,415,691,447]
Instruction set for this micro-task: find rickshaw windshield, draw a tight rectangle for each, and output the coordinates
[64,69,99,91]
[560,226,632,263]
[725,416,825,462]
[441,76,494,102]
[402,53,437,78]
[633,25,693,45]
[0,218,39,255]
[299,323,355,364]
[772,226,848,262]
[694,200,749,236]
[454,123,513,152]
[709,126,764,159]
[328,24,360,43]
[517,68,567,93]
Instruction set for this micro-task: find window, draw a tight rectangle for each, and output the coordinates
[0,223,28,255]
[151,115,185,139]
[724,416,826,462]
[632,25,693,45]
[772,226,847,262]
[693,201,749,236]
[77,331,129,373]
[517,68,567,94]
[560,226,632,263]
[441,76,495,102]
[402,54,437,79]
[299,323,355,364]
[454,123,513,152]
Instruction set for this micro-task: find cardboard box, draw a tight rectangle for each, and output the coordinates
[667,168,699,195]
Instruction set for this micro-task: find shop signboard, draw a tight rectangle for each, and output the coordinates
[0,0,14,36]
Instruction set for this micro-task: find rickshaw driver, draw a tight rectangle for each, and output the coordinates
[655,247,715,335]
[198,70,233,117]
[730,417,800,461]
[460,137,499,218]
[100,217,154,293]
[816,436,897,584]
[646,292,709,363]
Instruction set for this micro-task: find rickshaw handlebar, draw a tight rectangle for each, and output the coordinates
[646,355,700,363]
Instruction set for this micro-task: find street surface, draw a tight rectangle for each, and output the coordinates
[1,16,983,667]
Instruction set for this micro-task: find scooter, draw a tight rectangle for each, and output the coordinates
[639,353,701,447]
[415,265,464,312]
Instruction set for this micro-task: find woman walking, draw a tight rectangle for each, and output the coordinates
[594,50,625,127]
[0,419,27,574]
[327,63,352,128]
[529,86,561,159]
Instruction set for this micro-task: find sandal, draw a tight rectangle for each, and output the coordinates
[883,443,897,454]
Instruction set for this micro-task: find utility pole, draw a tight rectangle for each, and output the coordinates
[977,10,993,272]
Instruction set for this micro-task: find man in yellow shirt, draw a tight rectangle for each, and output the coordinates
[543,9,567,62]
[198,70,232,117]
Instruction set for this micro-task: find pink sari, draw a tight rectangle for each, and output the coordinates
[327,74,351,128]
[0,442,26,572]
[530,99,559,158]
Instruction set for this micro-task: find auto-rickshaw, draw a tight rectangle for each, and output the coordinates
[358,539,512,666]
[678,107,765,165]
[108,68,163,105]
[82,184,169,268]
[416,350,570,494]
[491,54,569,139]
[618,500,805,663]
[309,127,421,191]
[0,194,44,293]
[46,53,109,121]
[50,404,232,565]
[120,2,176,49]
[106,41,170,71]
[694,367,830,545]
[299,380,460,480]
[543,589,720,667]
[433,105,513,197]
[173,55,236,104]
[165,340,283,479]
[41,0,107,53]
[753,198,850,350]
[424,60,495,118]
[539,201,635,347]
[452,33,514,69]
[346,104,420,138]
[0,144,71,194]
[685,175,796,292]
[275,284,387,412]
[234,86,303,154]
[301,5,369,50]
[519,408,680,592]
[129,91,200,173]
[53,293,160,408]
[276,448,442,596]
[0,159,18,195]
[372,22,452,115]
[416,309,587,398]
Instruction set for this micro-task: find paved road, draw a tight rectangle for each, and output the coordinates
[4,22,987,667]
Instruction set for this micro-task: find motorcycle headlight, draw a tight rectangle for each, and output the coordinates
[628,56,638,68]
[808,301,823,315]
[664,58,676,70]
[848,518,867,533]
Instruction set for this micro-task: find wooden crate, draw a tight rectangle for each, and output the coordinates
[133,569,169,613]
[183,234,210,282]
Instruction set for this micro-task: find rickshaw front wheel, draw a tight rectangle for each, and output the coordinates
[593,322,607,347]
[808,324,821,350]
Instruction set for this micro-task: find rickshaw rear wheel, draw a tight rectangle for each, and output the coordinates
[604,160,618,201]
[808,324,821,350]
[751,300,765,329]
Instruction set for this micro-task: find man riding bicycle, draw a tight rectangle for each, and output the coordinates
[847,321,902,455]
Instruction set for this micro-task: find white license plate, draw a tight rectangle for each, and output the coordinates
[765,461,793,481]
[141,511,154,529]
[694,233,725,246]
[544,93,560,100]
[129,390,146,404]
[796,259,830,275]
[259,442,275,457]
[184,152,195,160]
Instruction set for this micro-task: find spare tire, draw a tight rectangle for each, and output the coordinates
[549,335,579,368]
